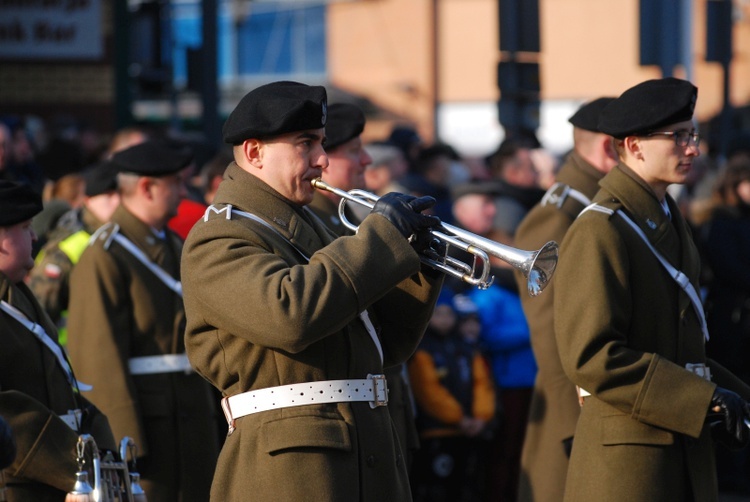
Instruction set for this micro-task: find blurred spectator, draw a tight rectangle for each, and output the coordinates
[363,142,409,196]
[408,288,496,502]
[197,148,233,205]
[3,121,45,193]
[485,140,546,241]
[103,125,152,159]
[467,236,536,502]
[401,143,458,224]
[700,156,750,496]
[388,124,424,169]
[28,160,120,346]
[0,123,9,180]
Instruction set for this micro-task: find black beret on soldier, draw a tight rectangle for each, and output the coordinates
[83,160,119,197]
[324,103,366,151]
[568,97,616,132]
[111,139,193,177]
[222,81,328,144]
[598,78,697,139]
[0,180,43,227]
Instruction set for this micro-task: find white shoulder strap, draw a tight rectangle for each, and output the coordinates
[111,231,183,297]
[582,204,709,341]
[0,300,92,391]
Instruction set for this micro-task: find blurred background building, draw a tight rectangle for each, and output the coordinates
[1,0,749,160]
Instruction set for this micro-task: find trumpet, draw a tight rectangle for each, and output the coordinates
[311,178,558,296]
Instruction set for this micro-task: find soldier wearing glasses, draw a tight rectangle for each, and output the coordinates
[553,78,750,501]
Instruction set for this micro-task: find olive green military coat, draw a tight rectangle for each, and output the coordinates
[0,273,114,501]
[513,152,604,502]
[66,205,219,502]
[554,164,750,502]
[181,164,442,502]
[308,190,422,466]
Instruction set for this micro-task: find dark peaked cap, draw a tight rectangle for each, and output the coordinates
[568,97,616,132]
[223,81,328,144]
[0,180,43,227]
[598,78,697,139]
[111,139,193,177]
[324,103,366,151]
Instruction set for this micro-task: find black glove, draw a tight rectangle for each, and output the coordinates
[0,415,16,470]
[370,192,441,239]
[708,387,750,450]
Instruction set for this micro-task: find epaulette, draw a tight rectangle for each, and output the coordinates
[577,199,620,220]
[88,222,120,250]
[540,182,591,220]
[202,204,235,222]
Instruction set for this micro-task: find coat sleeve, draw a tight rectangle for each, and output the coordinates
[66,246,147,454]
[0,389,79,493]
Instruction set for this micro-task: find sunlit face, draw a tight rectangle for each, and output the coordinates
[323,136,372,191]
[634,120,700,192]
[452,193,497,235]
[0,219,37,283]
[256,129,328,205]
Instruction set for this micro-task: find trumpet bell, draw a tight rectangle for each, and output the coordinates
[524,240,558,297]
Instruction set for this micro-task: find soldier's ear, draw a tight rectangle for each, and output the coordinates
[241,139,264,170]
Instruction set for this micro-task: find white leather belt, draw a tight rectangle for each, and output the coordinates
[59,409,82,431]
[128,354,193,375]
[221,374,388,434]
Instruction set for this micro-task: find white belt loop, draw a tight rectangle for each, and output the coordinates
[221,375,388,435]
[128,354,193,375]
[59,409,82,431]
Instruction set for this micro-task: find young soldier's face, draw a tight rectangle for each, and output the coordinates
[0,219,36,283]
[637,120,700,188]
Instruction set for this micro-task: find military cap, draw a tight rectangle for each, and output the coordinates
[450,180,498,200]
[223,81,328,144]
[568,97,616,132]
[111,139,193,177]
[83,160,119,197]
[324,103,366,151]
[0,180,43,227]
[598,78,697,139]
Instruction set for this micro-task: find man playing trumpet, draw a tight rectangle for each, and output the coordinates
[181,81,444,501]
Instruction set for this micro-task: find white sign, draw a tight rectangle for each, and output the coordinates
[0,0,102,60]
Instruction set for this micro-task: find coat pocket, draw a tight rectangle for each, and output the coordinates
[600,414,674,446]
[261,414,352,454]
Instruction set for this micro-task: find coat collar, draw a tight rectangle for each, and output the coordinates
[214,163,335,255]
[557,150,606,201]
[598,163,700,291]
[111,204,178,267]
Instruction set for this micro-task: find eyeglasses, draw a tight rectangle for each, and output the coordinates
[645,130,701,148]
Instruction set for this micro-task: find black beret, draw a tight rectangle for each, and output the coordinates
[111,139,193,177]
[223,81,328,144]
[0,180,43,227]
[568,97,616,132]
[324,103,366,151]
[598,78,697,139]
[83,160,119,197]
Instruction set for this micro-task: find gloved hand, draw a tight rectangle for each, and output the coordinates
[708,386,750,450]
[370,193,441,239]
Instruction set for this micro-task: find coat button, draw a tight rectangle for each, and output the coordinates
[367,455,377,467]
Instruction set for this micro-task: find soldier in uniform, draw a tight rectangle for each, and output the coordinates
[307,102,421,469]
[66,140,220,502]
[27,160,120,346]
[513,97,617,502]
[0,180,115,501]
[554,78,750,501]
[181,81,444,501]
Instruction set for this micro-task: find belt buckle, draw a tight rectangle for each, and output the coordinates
[368,374,388,409]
